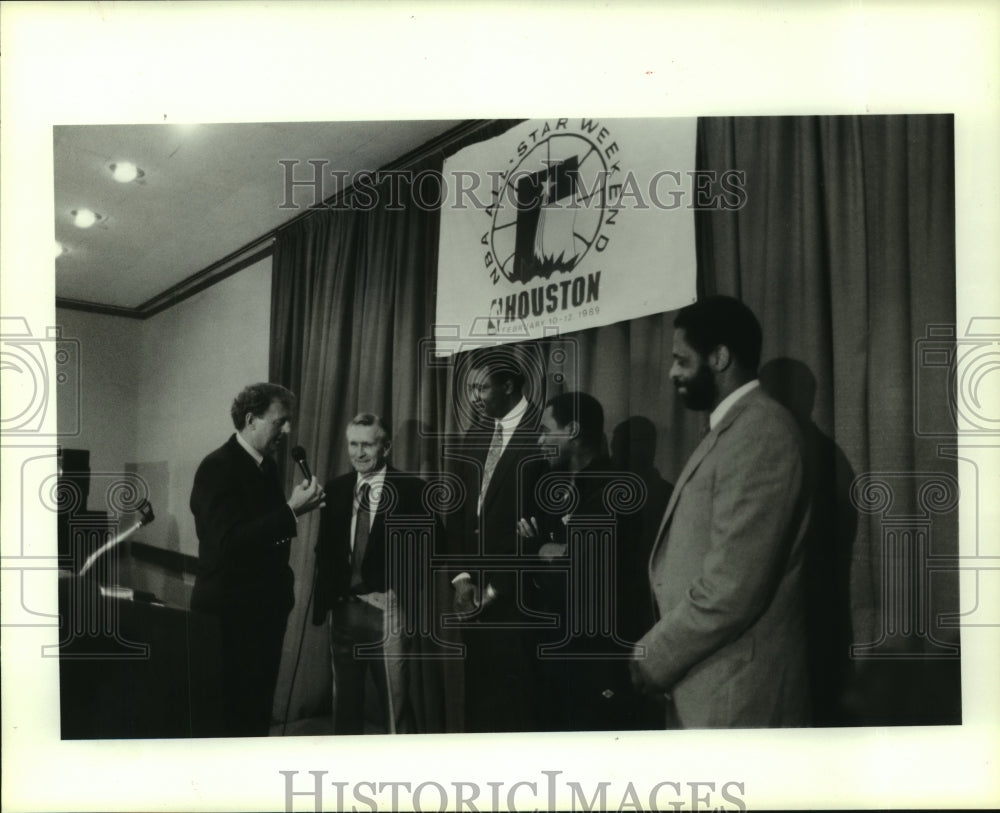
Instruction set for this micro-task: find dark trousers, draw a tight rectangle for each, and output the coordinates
[532,571,655,732]
[460,594,540,733]
[219,607,288,737]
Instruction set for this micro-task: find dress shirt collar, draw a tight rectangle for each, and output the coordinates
[354,466,387,523]
[495,395,529,436]
[355,465,388,495]
[235,431,264,468]
[709,379,760,431]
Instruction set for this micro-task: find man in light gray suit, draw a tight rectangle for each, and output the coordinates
[630,296,811,728]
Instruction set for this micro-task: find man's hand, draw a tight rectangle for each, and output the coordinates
[517,516,541,538]
[629,649,662,696]
[288,476,326,516]
[628,658,647,693]
[453,576,480,614]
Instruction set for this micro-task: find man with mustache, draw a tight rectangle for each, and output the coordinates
[630,296,811,728]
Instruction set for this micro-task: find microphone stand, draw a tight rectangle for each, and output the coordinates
[78,500,155,578]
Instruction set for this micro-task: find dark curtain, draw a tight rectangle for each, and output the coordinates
[268,123,516,731]
[269,115,959,730]
[695,115,959,724]
[268,182,446,730]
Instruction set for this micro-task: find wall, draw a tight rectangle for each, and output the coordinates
[54,308,141,511]
[134,256,272,561]
[56,256,272,606]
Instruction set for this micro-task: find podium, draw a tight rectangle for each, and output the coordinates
[55,449,224,739]
[58,576,225,739]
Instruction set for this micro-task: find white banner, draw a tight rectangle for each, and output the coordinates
[435,117,702,355]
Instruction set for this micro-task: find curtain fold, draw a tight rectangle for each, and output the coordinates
[269,124,518,731]
[269,115,958,730]
[697,115,958,723]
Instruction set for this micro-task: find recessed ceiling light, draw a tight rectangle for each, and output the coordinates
[55,241,66,258]
[71,208,103,228]
[109,161,144,183]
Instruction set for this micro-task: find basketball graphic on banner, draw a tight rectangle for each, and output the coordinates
[436,118,698,355]
[490,134,607,284]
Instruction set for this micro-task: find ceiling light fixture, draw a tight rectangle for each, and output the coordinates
[109,161,144,183]
[55,241,66,258]
[71,208,103,228]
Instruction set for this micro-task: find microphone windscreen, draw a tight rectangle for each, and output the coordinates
[290,445,312,480]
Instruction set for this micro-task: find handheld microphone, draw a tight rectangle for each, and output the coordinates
[291,445,313,481]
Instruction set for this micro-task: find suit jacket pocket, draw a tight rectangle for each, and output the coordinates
[677,632,755,692]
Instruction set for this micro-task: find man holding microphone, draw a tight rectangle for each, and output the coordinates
[190,382,325,737]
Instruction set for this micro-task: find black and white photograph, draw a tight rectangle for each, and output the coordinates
[2,3,998,812]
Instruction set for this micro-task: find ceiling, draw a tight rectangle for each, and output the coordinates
[53,119,465,311]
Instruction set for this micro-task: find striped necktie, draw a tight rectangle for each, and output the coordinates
[350,482,372,590]
[478,422,504,514]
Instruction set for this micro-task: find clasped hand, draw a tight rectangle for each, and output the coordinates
[288,476,326,516]
[453,577,480,614]
[517,516,566,561]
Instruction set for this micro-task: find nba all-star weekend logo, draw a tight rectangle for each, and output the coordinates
[435,117,698,351]
[484,119,614,332]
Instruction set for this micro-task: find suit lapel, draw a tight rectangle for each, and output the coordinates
[229,434,264,479]
[647,389,762,564]
[228,436,285,508]
[480,413,535,514]
[367,468,397,543]
[335,478,354,520]
[649,430,718,561]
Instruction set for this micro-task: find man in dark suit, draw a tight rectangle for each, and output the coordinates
[449,345,545,732]
[518,391,654,731]
[313,413,431,734]
[630,296,812,728]
[190,382,325,737]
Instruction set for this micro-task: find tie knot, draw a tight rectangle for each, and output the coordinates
[357,481,372,509]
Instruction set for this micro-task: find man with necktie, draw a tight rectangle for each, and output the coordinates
[630,296,812,728]
[313,413,430,734]
[449,345,545,732]
[190,382,326,737]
